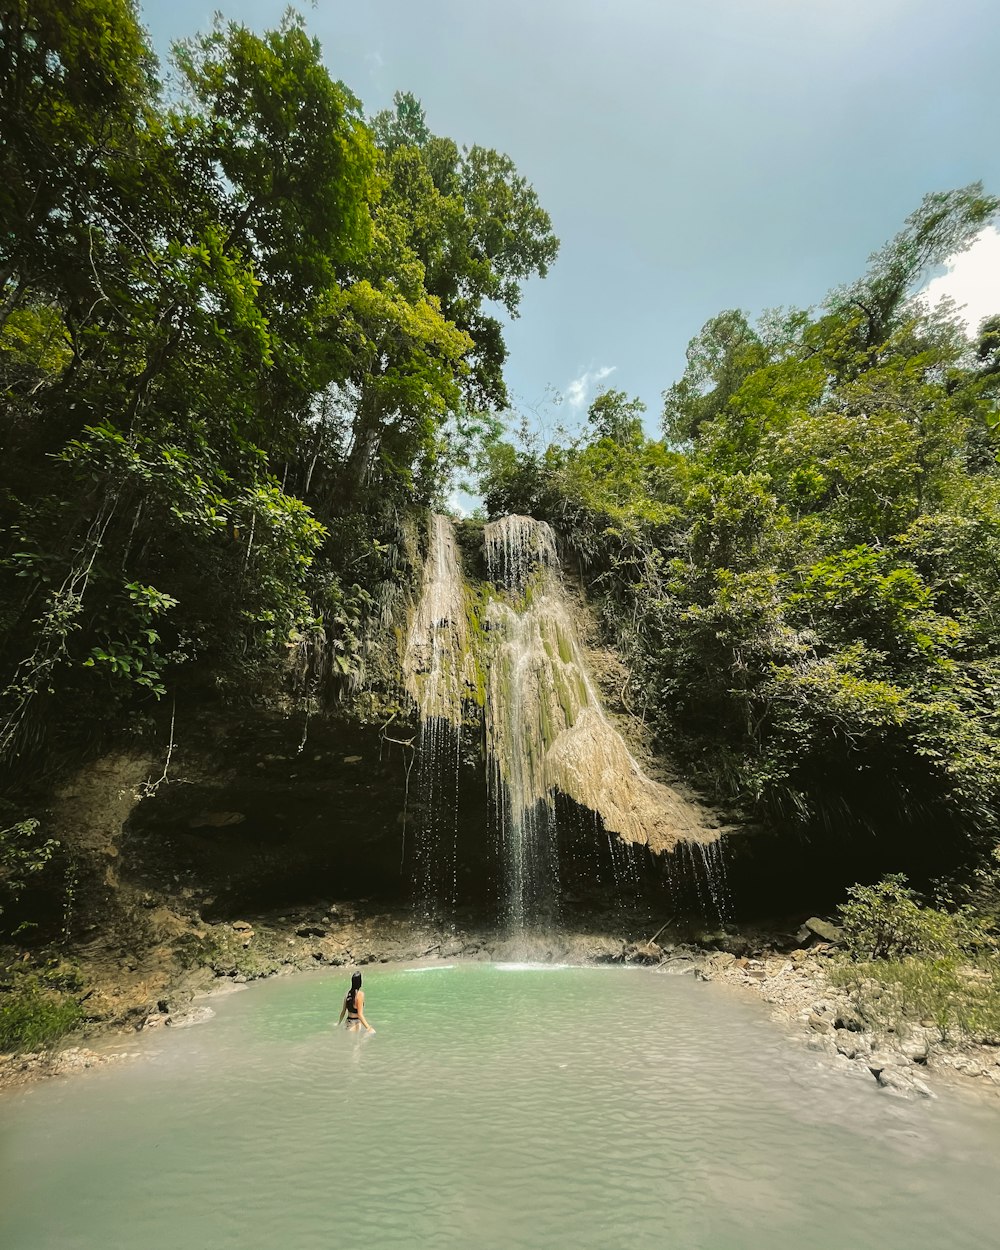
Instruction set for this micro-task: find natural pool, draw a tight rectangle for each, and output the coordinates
[2,963,999,1250]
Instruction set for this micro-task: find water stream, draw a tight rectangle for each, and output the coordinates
[3,964,999,1250]
[402,515,470,918]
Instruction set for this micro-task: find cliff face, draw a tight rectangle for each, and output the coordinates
[22,510,736,981]
[402,514,724,839]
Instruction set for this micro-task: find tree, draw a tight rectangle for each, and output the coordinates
[0,10,562,772]
[587,389,646,446]
[662,309,772,443]
[370,92,559,410]
[0,0,153,330]
[487,187,1000,883]
[828,183,999,354]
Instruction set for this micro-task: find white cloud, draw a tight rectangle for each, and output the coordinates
[563,364,616,411]
[918,226,1000,336]
[446,489,477,518]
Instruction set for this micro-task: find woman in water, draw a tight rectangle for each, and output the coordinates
[338,972,375,1033]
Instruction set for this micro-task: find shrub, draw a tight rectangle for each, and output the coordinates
[829,955,1000,1043]
[838,873,986,960]
[0,977,84,1052]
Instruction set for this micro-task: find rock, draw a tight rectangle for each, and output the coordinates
[833,1009,864,1032]
[659,956,697,976]
[836,1035,870,1060]
[898,1036,930,1063]
[295,925,327,938]
[716,933,753,957]
[808,1013,832,1033]
[165,1006,215,1029]
[343,755,363,764]
[867,1052,899,1077]
[708,952,736,970]
[948,1055,989,1077]
[876,1067,917,1095]
[803,917,844,944]
[624,941,662,965]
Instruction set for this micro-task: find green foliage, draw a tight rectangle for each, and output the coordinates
[587,390,646,447]
[481,187,1000,866]
[829,873,998,1043]
[0,819,59,921]
[0,971,84,1053]
[829,955,1000,1043]
[838,874,986,960]
[0,8,557,773]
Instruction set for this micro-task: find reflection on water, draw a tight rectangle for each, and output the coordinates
[2,964,999,1250]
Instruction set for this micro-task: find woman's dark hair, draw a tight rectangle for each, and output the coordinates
[347,971,362,1009]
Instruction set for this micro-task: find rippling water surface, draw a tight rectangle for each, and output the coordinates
[2,963,1000,1249]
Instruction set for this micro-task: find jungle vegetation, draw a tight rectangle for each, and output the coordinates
[0,0,557,771]
[2,0,1000,947]
[481,184,1000,899]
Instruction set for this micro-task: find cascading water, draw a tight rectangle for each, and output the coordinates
[401,515,470,920]
[403,511,727,934]
[483,514,723,932]
[482,517,563,929]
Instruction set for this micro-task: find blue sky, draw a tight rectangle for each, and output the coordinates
[141,0,1000,438]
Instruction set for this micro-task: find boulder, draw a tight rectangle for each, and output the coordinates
[866,1051,899,1077]
[876,1067,918,1096]
[835,1035,870,1060]
[708,952,736,970]
[898,1035,931,1064]
[802,917,844,944]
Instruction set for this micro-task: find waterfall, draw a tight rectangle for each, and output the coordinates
[483,514,721,931]
[402,515,470,919]
[403,511,727,933]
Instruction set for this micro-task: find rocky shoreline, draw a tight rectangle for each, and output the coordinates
[3,908,999,1102]
[688,946,1000,1101]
